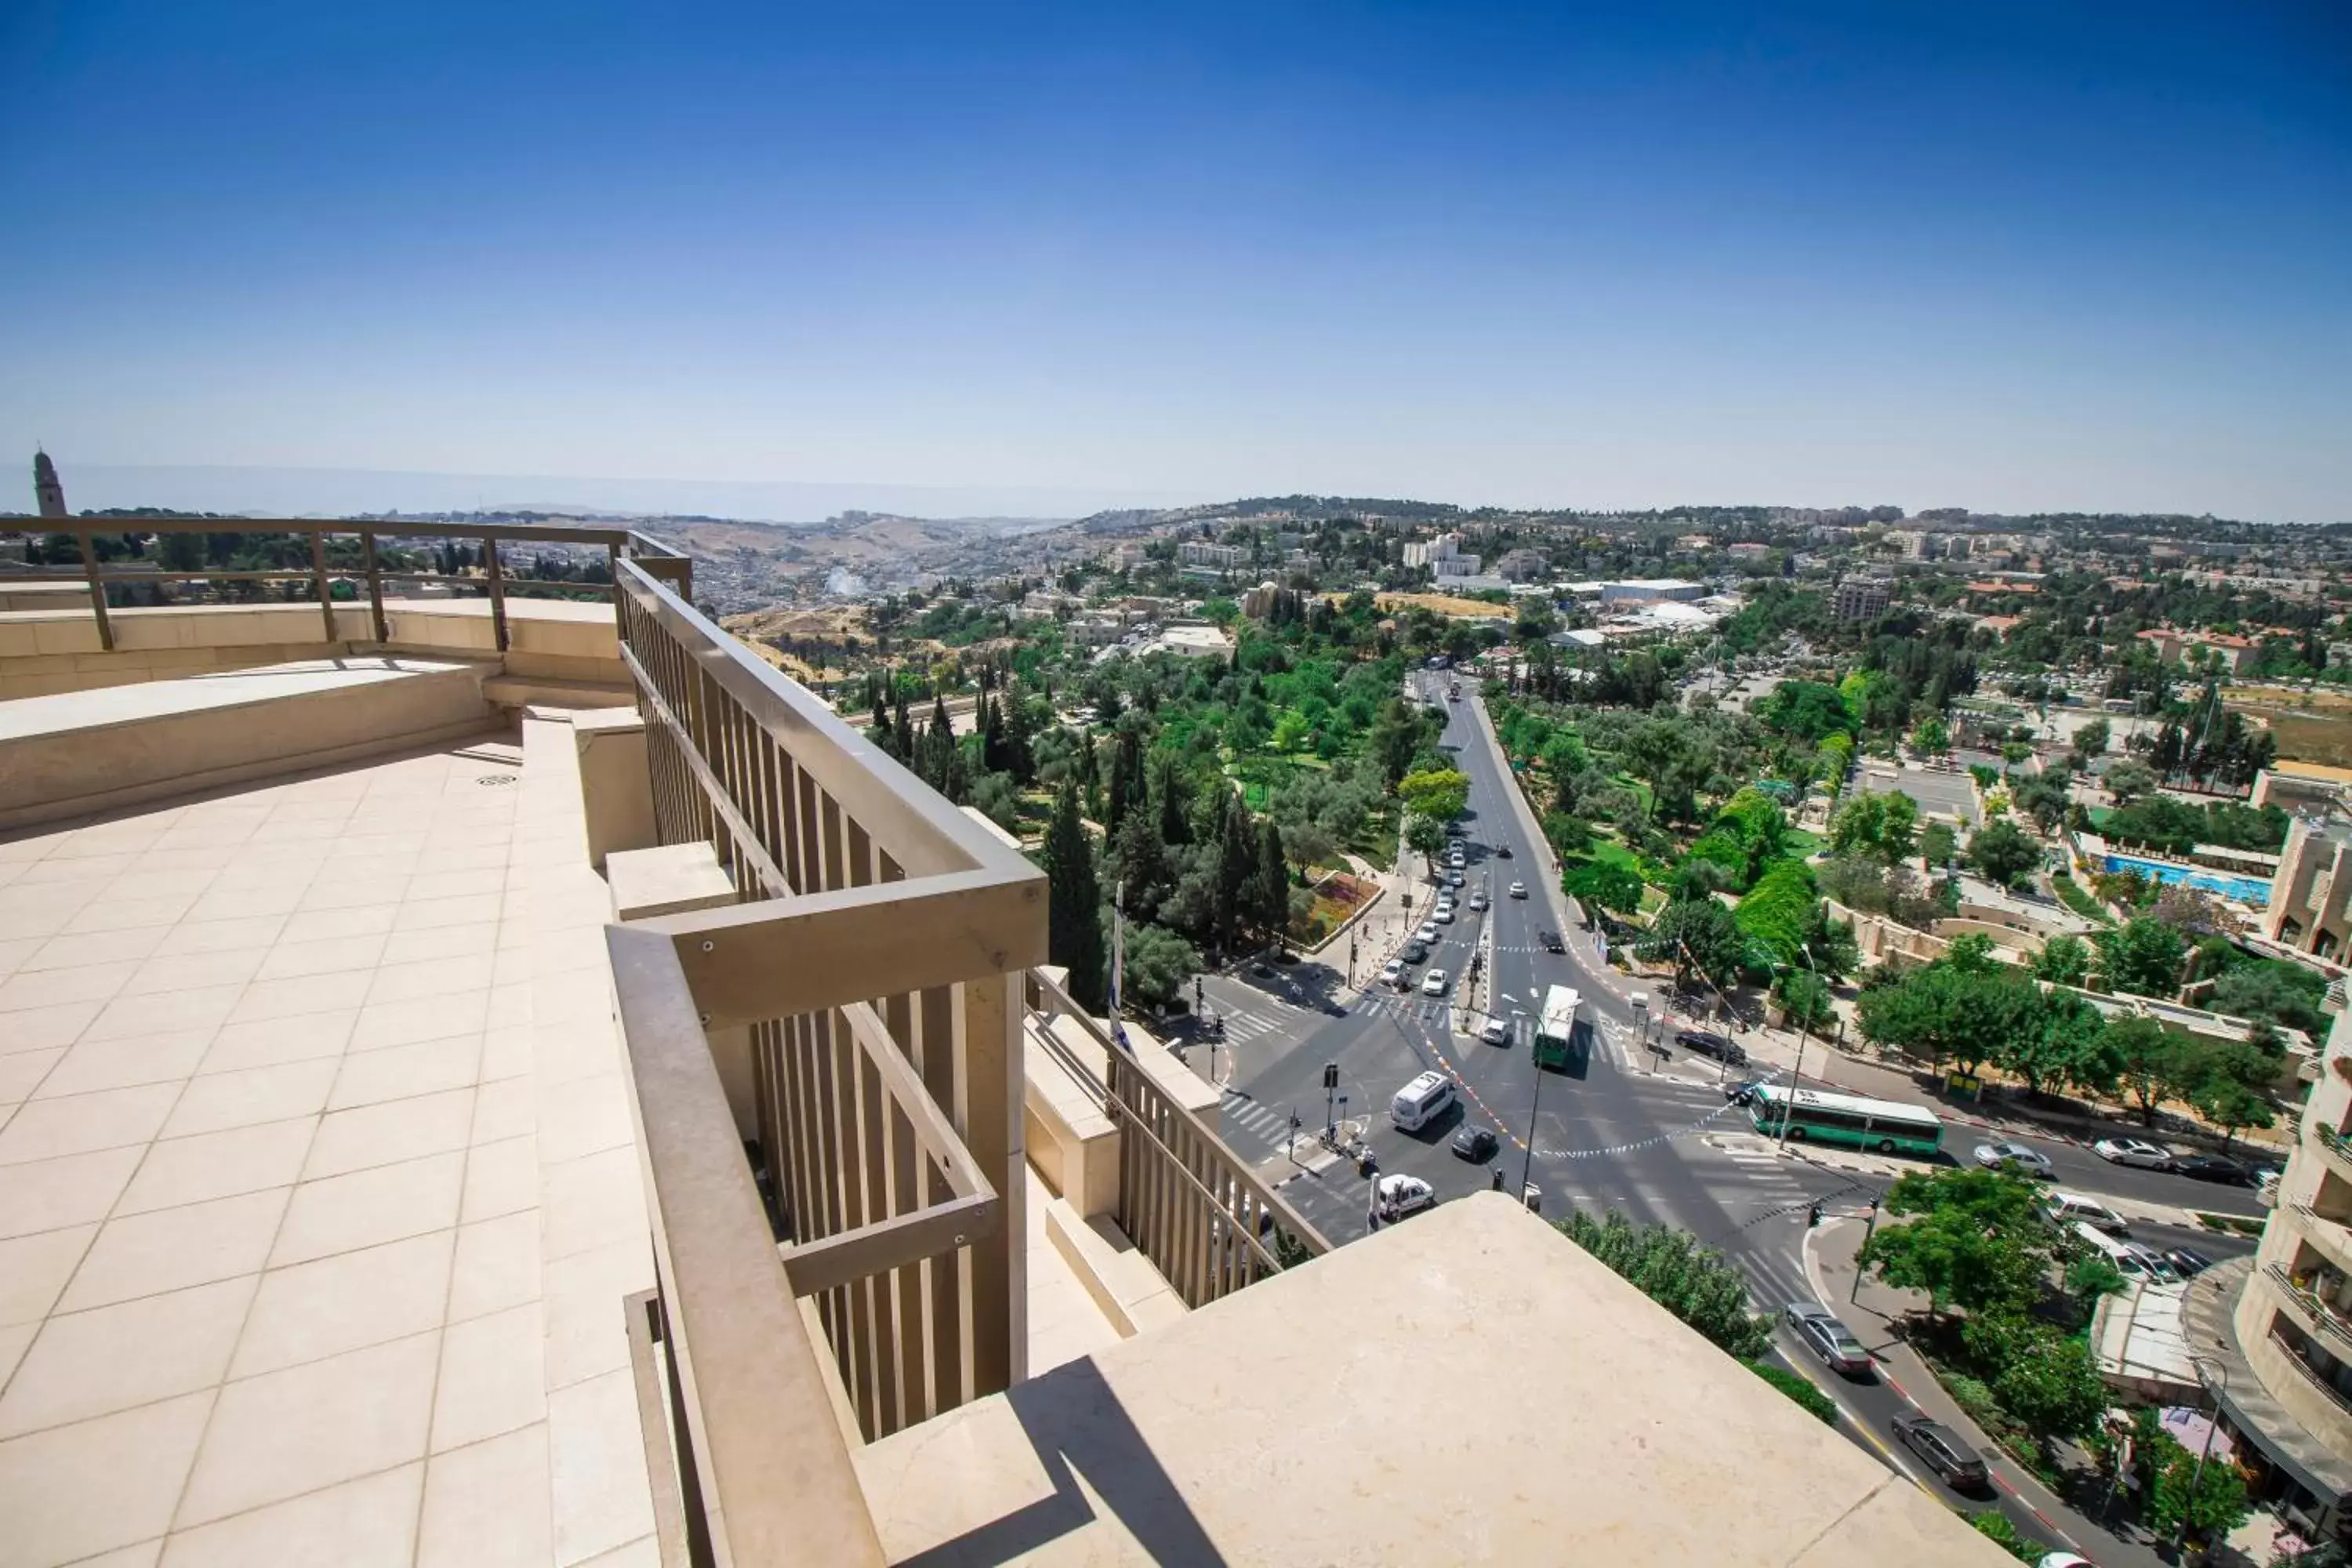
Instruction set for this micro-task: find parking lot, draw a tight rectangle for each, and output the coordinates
[1853,762,1976,826]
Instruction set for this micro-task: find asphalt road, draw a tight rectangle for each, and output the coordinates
[1197,670,2266,1555]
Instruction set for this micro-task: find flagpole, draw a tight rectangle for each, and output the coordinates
[1111,880,1127,1050]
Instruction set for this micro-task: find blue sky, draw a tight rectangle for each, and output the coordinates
[2,2,2347,521]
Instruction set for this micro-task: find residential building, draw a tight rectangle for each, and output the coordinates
[0,506,2008,1566]
[1599,579,1704,604]
[1835,576,1890,622]
[1176,540,1244,571]
[1402,532,1471,571]
[2268,817,2352,962]
[2182,1001,2352,1538]
[1493,547,1549,581]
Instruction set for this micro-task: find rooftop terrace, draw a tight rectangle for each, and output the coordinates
[0,514,2009,1566]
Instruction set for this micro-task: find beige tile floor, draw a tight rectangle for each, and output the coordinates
[0,720,660,1568]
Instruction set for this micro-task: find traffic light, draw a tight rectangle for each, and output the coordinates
[1322,1063,1340,1091]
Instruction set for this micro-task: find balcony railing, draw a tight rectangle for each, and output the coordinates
[0,514,691,652]
[2267,1262,2352,1358]
[2312,1123,2352,1177]
[2269,1322,2352,1421]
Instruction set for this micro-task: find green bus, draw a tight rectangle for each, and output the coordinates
[1748,1084,1943,1157]
[1534,985,1581,1070]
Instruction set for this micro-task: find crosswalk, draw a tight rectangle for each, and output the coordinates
[1218,1093,1304,1156]
[1347,993,1458,1030]
[1210,1007,1294,1044]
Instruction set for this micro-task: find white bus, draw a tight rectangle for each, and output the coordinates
[1534,985,1580,1069]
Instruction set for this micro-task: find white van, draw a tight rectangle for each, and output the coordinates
[2044,1191,2129,1236]
[1391,1071,1457,1132]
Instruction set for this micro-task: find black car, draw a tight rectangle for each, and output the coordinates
[1401,940,1431,964]
[1495,844,1512,858]
[1675,1029,1748,1067]
[2171,1153,2256,1185]
[1451,1123,1499,1163]
[1724,1078,1762,1105]
[2165,1247,2214,1277]
[1537,929,1564,953]
[1892,1414,1991,1492]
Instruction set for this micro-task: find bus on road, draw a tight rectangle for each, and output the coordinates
[1748,1084,1943,1156]
[1534,985,1581,1070]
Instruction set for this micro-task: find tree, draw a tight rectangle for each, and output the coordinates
[2106,1014,2201,1126]
[1989,1327,2110,1450]
[2074,717,2111,758]
[1829,789,1920,866]
[1111,801,1172,922]
[1554,1209,1769,1361]
[2147,1435,2251,1546]
[1404,813,1447,875]
[1637,898,1745,993]
[1249,818,1290,949]
[1213,797,1257,956]
[2189,1042,2280,1151]
[1563,859,1644,918]
[2209,962,2329,1036]
[1041,780,1105,1011]
[1996,988,2113,1100]
[1966,818,2042,889]
[2013,775,2070,834]
[1967,1511,2036,1564]
[2096,916,2187,998]
[1857,962,2040,1080]
[1397,768,1470,822]
[2031,933,2094,987]
[1920,821,1957,870]
[2102,758,2158,805]
[1911,715,1949,757]
[1773,970,1835,1032]
[1856,1167,2055,1318]
[1117,922,1200,1011]
[1748,1363,1836,1425]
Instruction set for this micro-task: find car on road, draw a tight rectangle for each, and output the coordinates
[1468,890,1489,912]
[1445,869,1465,887]
[1891,1414,1991,1492]
[1538,929,1564,953]
[1508,880,1526,898]
[1674,1029,1748,1067]
[2043,1191,2129,1236]
[1373,1173,1438,1221]
[1415,922,1439,945]
[1421,968,1450,997]
[1435,903,1455,924]
[1448,851,1465,869]
[1724,1078,1762,1105]
[1972,1141,2056,1178]
[1401,939,1430,964]
[2165,1247,2213,1277]
[1378,959,1408,989]
[1783,1303,1875,1377]
[2095,1137,2174,1171]
[2171,1152,2256,1185]
[1495,844,1512,858]
[1451,1123,1499,1162]
[1479,1016,1510,1046]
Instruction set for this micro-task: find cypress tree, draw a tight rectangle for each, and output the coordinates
[1042,780,1106,1012]
[1154,753,1190,847]
[1251,818,1290,949]
[1214,801,1256,958]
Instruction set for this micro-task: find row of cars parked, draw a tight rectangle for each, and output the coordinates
[1975,1134,2276,1189]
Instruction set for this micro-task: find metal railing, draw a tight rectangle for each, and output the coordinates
[2267,1262,2352,1357]
[2313,1122,2352,1172]
[2268,1322,2352,1420]
[0,514,691,653]
[1026,967,1329,1303]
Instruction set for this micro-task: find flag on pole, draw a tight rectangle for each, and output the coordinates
[1110,880,1129,1048]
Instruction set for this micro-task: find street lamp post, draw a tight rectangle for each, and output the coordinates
[2176,1357,2230,1552]
[1777,944,1822,1148]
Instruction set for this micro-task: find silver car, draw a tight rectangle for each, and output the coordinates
[2094,1138,2173,1171]
[1972,1141,2054,1178]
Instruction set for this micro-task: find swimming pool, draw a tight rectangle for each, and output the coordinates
[2102,854,2270,908]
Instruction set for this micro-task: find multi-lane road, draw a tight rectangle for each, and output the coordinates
[1196,667,2261,1555]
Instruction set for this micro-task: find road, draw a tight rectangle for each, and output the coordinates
[1199,668,2264,1555]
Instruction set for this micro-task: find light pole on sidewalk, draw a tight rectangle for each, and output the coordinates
[1849,1197,1879,1304]
[2176,1357,2230,1552]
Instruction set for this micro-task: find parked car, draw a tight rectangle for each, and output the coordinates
[1421,968,1450,997]
[2095,1138,2174,1171]
[1448,851,1465,869]
[1435,903,1456,924]
[1445,869,1465,887]
[2171,1152,2256,1185]
[1378,959,1408,989]
[1451,1123,1499,1162]
[1373,1173,1438,1220]
[2164,1247,2214,1277]
[1415,922,1439,945]
[1468,891,1489,912]
[1479,1016,1510,1046]
[1537,929,1564,953]
[1783,1303,1875,1377]
[2043,1191,2130,1236]
[1401,939,1431,964]
[1892,1414,1991,1492]
[1675,1029,1748,1067]
[1972,1141,2055,1178]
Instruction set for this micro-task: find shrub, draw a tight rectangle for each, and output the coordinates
[1748,1362,1836,1425]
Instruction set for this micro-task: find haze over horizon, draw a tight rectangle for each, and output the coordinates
[3,2,2347,523]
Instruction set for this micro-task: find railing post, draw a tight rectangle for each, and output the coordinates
[608,537,623,615]
[960,973,1025,1392]
[361,530,389,644]
[75,526,115,652]
[485,535,510,653]
[310,528,338,644]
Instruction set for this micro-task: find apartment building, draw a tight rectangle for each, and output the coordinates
[0,510,2007,1566]
[1174,540,1243,571]
[1835,576,1891,622]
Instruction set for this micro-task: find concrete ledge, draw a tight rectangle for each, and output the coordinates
[1023,1026,1120,1218]
[1042,1197,1186,1338]
[0,656,501,832]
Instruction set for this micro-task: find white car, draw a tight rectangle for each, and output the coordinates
[1421,967,1450,997]
[1378,958,1407,989]
[1434,903,1455,924]
[1374,1173,1438,1221]
[1468,891,1488,912]
[1447,851,1465,869]
[1479,1016,1510,1046]
[2095,1138,2174,1171]
[1415,921,1439,945]
[1445,869,1465,887]
[1508,881,1527,898]
[1972,1141,2055,1177]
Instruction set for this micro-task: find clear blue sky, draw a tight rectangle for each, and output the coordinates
[3,2,2347,521]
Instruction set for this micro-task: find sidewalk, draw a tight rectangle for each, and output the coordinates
[1804,1213,2169,1568]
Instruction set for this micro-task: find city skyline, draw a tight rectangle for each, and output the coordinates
[2,2,2347,522]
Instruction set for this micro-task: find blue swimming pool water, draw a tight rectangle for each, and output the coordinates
[2102,853,2270,907]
